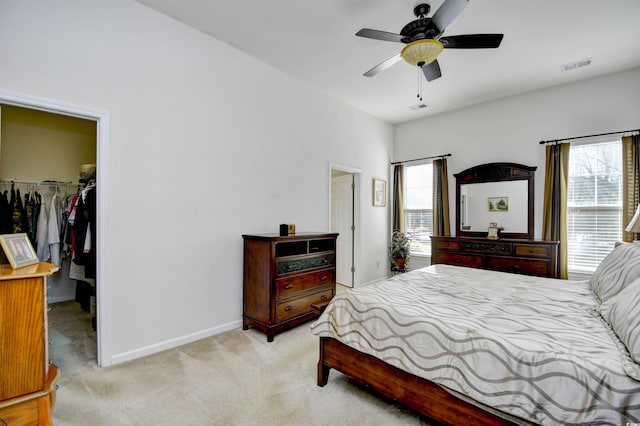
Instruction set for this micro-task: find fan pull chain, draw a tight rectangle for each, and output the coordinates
[416,66,423,101]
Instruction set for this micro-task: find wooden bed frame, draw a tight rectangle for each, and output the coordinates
[317,337,531,426]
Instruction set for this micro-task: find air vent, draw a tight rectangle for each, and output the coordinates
[561,58,592,72]
[409,102,429,110]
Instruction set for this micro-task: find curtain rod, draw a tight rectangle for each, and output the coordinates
[391,153,451,165]
[539,128,640,145]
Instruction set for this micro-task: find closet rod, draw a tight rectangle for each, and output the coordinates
[0,179,76,187]
[391,153,452,165]
[539,128,640,145]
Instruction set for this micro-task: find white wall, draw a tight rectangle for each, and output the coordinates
[0,0,392,363]
[395,67,640,241]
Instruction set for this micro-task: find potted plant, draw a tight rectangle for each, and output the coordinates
[390,230,411,271]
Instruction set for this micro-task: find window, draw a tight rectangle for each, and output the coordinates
[404,163,433,255]
[567,140,622,272]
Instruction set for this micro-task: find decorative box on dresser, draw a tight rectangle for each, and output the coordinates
[0,262,59,426]
[243,232,338,342]
[431,236,560,278]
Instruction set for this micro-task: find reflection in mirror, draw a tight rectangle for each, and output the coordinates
[460,181,528,233]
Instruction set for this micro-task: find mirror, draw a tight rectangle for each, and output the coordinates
[455,163,536,239]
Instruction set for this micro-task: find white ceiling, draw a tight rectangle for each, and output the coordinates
[135,0,640,124]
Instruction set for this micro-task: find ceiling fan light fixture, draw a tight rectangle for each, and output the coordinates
[401,39,444,66]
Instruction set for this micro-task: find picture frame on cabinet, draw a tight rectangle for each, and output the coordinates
[487,226,500,240]
[0,233,39,269]
[373,178,387,207]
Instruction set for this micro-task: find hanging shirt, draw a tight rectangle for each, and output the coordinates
[0,190,10,234]
[36,201,50,261]
[47,194,61,266]
[11,187,26,233]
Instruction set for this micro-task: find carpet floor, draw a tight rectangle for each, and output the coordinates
[48,301,433,426]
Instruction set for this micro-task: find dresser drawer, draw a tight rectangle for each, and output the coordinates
[486,257,550,276]
[276,270,333,297]
[276,289,333,322]
[433,253,483,268]
[514,243,550,258]
[277,254,334,275]
[434,240,462,251]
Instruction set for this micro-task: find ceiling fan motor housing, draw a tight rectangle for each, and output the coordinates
[413,3,430,17]
[400,8,441,44]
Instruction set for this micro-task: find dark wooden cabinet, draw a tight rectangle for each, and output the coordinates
[431,236,560,278]
[242,232,338,341]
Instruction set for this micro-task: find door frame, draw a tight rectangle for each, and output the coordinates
[0,89,112,367]
[328,162,361,287]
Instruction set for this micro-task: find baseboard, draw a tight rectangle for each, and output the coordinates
[358,276,390,287]
[110,319,243,365]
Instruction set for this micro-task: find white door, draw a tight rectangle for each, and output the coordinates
[331,173,354,287]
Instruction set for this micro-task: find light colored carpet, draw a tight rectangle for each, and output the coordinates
[49,301,432,426]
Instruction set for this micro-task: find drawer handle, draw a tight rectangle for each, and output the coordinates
[455,259,461,263]
[320,275,328,281]
[284,306,293,312]
[320,295,328,300]
[310,246,319,251]
[284,284,293,289]
[322,258,328,264]
[285,264,293,271]
[513,265,521,270]
[528,249,534,253]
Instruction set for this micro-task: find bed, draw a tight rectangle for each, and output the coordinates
[311,242,640,425]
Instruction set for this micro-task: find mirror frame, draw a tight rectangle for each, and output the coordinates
[454,162,537,240]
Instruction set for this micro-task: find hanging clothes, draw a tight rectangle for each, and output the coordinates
[36,199,50,261]
[71,182,96,278]
[24,189,41,245]
[11,185,28,233]
[47,193,62,267]
[0,189,11,233]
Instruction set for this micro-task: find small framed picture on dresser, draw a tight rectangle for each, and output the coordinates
[487,227,500,240]
[0,233,39,269]
[373,178,386,207]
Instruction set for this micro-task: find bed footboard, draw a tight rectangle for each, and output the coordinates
[317,337,526,426]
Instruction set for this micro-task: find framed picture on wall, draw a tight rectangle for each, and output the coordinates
[0,233,39,269]
[373,178,387,207]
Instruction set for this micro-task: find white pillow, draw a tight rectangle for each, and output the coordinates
[601,277,640,366]
[589,243,640,302]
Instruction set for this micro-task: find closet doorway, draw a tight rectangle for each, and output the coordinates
[329,163,361,288]
[0,91,110,366]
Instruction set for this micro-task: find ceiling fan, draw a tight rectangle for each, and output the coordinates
[356,0,504,82]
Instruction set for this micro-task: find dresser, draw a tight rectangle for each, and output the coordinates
[0,262,59,426]
[243,233,338,342]
[431,236,560,278]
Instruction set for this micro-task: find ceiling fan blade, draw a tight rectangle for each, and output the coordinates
[440,34,504,49]
[356,28,404,43]
[422,60,442,81]
[432,0,469,33]
[363,53,403,77]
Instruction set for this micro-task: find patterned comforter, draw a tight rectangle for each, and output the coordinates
[310,264,640,425]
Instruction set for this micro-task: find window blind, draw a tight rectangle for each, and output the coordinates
[567,141,622,272]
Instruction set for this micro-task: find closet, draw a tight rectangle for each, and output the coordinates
[0,104,98,362]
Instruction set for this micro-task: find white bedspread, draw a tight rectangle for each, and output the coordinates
[310,265,640,425]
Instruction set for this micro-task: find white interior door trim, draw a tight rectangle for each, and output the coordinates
[328,162,362,287]
[0,89,112,367]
